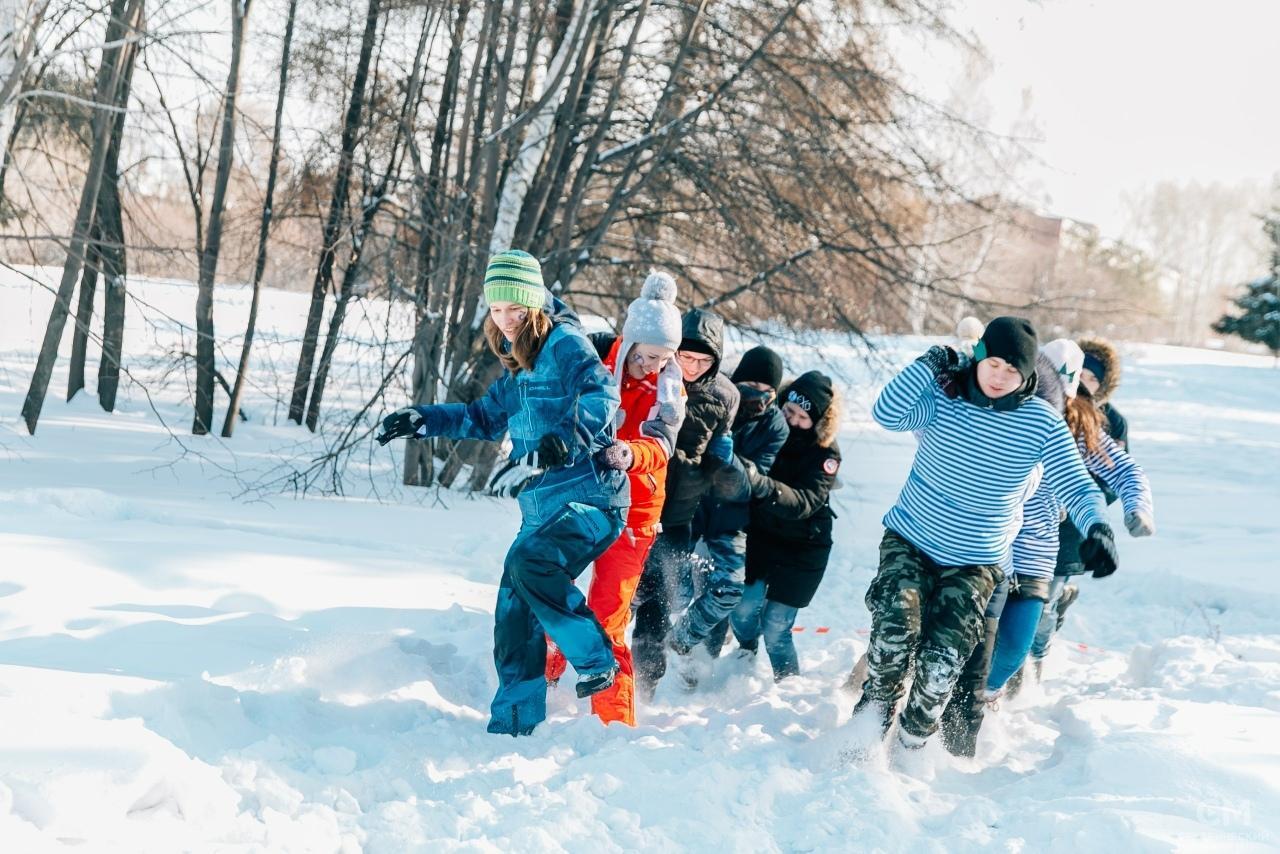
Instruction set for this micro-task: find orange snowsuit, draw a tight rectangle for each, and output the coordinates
[547,337,678,724]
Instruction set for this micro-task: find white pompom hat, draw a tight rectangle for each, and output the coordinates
[1041,338,1086,398]
[614,271,685,429]
[622,271,682,352]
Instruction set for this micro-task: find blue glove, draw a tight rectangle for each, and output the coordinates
[706,433,734,465]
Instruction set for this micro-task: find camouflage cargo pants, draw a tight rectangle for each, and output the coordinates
[857,529,1002,741]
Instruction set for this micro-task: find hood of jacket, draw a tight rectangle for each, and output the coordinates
[680,308,724,383]
[1078,336,1121,403]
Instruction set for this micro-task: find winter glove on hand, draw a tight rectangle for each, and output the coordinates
[1124,509,1156,538]
[706,434,734,466]
[915,345,959,378]
[488,454,543,499]
[1080,523,1119,578]
[640,418,676,456]
[594,441,634,471]
[376,407,426,445]
[740,458,775,500]
[536,433,571,468]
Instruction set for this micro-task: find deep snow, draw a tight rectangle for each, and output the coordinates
[1,269,1278,852]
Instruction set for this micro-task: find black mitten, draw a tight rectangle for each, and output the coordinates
[537,433,571,468]
[915,345,959,378]
[1079,523,1119,578]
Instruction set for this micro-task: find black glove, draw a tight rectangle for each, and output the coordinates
[741,458,774,500]
[1079,523,1118,578]
[376,407,425,445]
[916,345,959,378]
[594,441,633,471]
[536,433,571,468]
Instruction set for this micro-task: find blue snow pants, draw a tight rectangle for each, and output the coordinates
[488,502,625,736]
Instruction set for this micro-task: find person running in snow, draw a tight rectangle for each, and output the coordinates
[938,339,1155,757]
[632,308,739,699]
[665,346,791,686]
[848,317,1117,756]
[544,272,686,726]
[1017,335,1139,689]
[375,250,629,736]
[728,370,842,681]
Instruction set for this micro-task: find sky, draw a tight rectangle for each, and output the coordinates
[930,0,1279,238]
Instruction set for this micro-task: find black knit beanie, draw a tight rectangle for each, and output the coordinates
[974,316,1039,381]
[785,370,834,423]
[731,346,784,389]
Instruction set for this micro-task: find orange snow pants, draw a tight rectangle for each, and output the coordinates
[547,527,656,726]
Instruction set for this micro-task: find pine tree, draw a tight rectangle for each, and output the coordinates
[1213,208,1280,359]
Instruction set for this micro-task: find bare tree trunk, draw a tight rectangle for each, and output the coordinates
[404,0,471,486]
[193,0,253,434]
[70,0,139,401]
[19,0,142,435]
[0,0,49,178]
[222,0,297,437]
[96,169,127,410]
[287,0,381,427]
[67,225,101,400]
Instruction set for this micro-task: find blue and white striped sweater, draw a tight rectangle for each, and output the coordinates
[874,360,1108,567]
[1010,429,1153,579]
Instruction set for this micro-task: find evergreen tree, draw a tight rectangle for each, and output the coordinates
[1213,208,1280,358]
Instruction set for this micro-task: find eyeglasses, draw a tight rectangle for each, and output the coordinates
[676,351,714,367]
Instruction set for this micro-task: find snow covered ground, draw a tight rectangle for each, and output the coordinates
[1,269,1278,851]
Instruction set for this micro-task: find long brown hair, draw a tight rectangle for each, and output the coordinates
[484,310,552,373]
[1064,388,1112,467]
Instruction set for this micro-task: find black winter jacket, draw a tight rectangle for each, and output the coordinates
[745,408,842,609]
[661,309,739,526]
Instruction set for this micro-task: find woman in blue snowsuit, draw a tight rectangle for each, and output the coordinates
[376,250,629,736]
[940,339,1155,756]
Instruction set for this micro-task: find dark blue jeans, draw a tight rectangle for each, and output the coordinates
[987,594,1046,691]
[489,502,624,736]
[672,531,747,649]
[731,579,800,680]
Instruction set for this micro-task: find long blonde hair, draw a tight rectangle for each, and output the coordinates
[483,310,552,373]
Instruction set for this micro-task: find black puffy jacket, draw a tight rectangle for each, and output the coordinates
[745,389,842,609]
[660,309,739,526]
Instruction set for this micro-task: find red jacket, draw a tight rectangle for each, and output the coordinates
[604,338,673,533]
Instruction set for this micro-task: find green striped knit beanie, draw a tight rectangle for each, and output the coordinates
[484,250,546,309]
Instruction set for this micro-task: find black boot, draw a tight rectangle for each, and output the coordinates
[940,616,998,758]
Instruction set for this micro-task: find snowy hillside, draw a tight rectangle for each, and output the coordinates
[1,270,1278,851]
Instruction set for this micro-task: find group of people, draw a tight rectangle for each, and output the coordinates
[374,249,1154,760]
[375,250,840,735]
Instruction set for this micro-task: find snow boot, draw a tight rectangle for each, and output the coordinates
[666,633,702,690]
[576,665,620,699]
[842,652,869,697]
[1055,584,1080,631]
[1005,663,1026,699]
